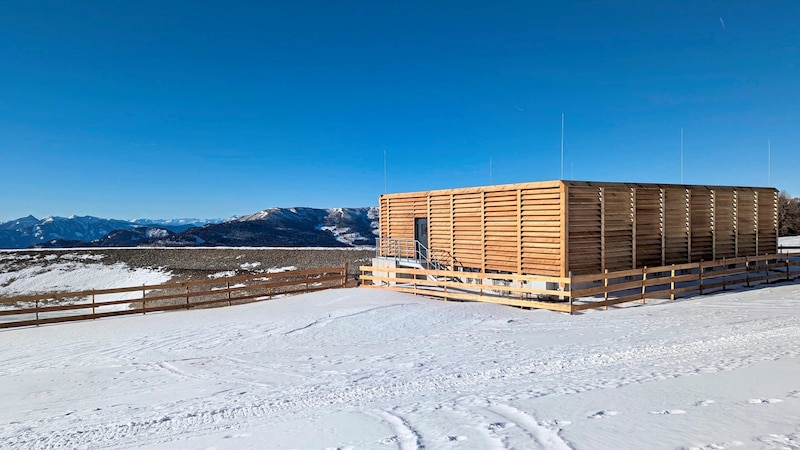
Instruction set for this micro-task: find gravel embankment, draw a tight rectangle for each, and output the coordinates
[2,247,376,283]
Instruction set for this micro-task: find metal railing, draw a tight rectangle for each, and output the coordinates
[376,238,453,271]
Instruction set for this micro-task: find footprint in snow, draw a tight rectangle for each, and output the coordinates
[650,409,687,415]
[693,399,715,407]
[748,398,783,404]
[588,410,618,419]
[787,391,800,398]
[487,422,508,431]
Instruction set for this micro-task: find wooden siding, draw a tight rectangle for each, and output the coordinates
[737,189,757,257]
[566,185,601,275]
[604,186,635,273]
[635,188,662,268]
[428,193,452,260]
[664,187,689,264]
[380,181,564,276]
[380,180,778,277]
[757,189,778,254]
[521,185,563,276]
[690,188,714,262]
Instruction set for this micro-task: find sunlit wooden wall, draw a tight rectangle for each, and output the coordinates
[379,181,778,277]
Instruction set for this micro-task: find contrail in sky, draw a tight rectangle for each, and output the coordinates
[720,17,726,29]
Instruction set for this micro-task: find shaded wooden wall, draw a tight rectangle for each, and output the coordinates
[379,181,778,277]
[565,182,779,275]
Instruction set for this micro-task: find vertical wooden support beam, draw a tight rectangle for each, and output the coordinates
[385,197,390,242]
[773,191,779,254]
[661,188,666,267]
[603,269,609,310]
[734,189,739,256]
[687,188,692,263]
[481,191,486,273]
[378,196,383,247]
[450,194,455,261]
[517,189,523,275]
[560,182,570,278]
[427,194,432,253]
[754,190,759,256]
[631,187,637,269]
[711,189,717,261]
[600,187,606,271]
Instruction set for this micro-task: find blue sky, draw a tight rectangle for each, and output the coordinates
[1,1,798,221]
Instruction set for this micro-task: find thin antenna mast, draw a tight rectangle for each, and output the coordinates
[383,149,387,194]
[560,113,565,180]
[768,139,771,186]
[489,156,493,185]
[680,128,684,184]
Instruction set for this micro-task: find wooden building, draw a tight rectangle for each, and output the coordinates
[377,180,778,277]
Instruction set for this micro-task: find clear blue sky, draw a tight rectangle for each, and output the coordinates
[1,1,798,221]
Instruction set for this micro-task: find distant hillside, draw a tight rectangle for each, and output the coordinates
[0,208,378,249]
[150,207,378,247]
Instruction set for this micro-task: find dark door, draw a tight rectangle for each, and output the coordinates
[414,218,428,260]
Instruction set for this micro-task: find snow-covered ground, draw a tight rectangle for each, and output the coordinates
[2,283,800,449]
[0,253,172,310]
[782,235,800,247]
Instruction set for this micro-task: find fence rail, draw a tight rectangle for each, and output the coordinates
[361,252,800,313]
[0,266,347,329]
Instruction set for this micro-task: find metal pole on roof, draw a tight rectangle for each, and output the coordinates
[489,156,492,184]
[768,139,771,186]
[561,113,565,180]
[383,149,387,194]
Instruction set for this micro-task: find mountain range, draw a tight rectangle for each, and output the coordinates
[0,207,378,249]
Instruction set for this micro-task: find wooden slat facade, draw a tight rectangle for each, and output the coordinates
[379,180,778,277]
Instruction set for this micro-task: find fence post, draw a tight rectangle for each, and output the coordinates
[745,256,750,287]
[699,260,704,295]
[92,290,96,318]
[343,263,349,288]
[641,267,647,304]
[185,285,190,308]
[603,269,609,310]
[765,255,770,284]
[568,271,573,315]
[786,253,791,282]
[722,257,726,291]
[142,284,146,314]
[227,281,232,307]
[670,265,676,301]
[35,298,40,326]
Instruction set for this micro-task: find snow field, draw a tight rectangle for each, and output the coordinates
[1,284,800,449]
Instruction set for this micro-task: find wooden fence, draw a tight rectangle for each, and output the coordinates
[360,252,800,313]
[0,266,347,329]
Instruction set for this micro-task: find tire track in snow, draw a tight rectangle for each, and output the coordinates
[377,410,425,450]
[5,319,800,448]
[487,404,572,450]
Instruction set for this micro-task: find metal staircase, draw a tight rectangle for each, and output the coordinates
[376,238,463,281]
